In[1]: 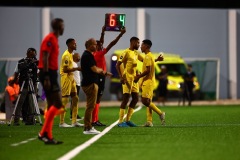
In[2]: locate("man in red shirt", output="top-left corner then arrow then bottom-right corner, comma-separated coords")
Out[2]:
92,26 -> 126,126
37,18 -> 65,145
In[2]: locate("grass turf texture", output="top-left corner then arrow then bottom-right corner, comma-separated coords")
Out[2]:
0,105 -> 240,160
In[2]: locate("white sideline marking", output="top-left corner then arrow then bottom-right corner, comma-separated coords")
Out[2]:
11,137 -> 37,146
57,105 -> 143,160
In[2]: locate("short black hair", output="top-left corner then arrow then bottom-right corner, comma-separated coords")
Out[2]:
130,36 -> 139,42
66,38 -> 75,45
51,18 -> 64,30
27,48 -> 36,53
188,64 -> 192,67
142,39 -> 152,47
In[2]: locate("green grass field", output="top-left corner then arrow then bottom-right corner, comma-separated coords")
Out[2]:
0,104 -> 240,160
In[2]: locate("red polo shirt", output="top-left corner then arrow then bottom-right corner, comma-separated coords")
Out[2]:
93,48 -> 107,71
38,32 -> 59,70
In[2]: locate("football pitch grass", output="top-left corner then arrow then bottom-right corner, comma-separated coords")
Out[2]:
0,104 -> 240,160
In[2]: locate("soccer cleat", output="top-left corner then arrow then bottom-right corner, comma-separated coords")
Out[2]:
70,115 -> 84,122
117,122 -> 129,127
126,121 -> 137,127
160,112 -> 166,125
38,133 -> 63,145
83,127 -> 101,134
91,122 -> 97,126
59,123 -> 73,127
77,115 -> 84,120
45,139 -> 63,145
143,121 -> 153,127
71,122 -> 84,127
92,121 -> 106,126
38,132 -> 49,143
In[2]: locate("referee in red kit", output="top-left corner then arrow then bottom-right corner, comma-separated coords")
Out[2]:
38,18 -> 65,145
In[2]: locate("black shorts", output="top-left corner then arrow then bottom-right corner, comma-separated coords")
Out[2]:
97,75 -> 105,96
39,69 -> 61,95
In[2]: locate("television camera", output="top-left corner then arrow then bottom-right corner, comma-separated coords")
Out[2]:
17,57 -> 39,84
8,57 -> 42,126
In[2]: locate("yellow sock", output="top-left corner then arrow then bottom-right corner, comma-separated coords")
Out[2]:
118,108 -> 125,123
149,102 -> 163,115
126,107 -> 134,122
146,107 -> 153,122
60,97 -> 69,124
71,95 -> 79,124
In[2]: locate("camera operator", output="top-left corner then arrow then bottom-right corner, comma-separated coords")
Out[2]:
13,48 -> 39,125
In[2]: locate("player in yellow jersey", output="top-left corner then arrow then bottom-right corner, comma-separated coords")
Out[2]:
134,39 -> 165,127
116,37 -> 144,127
59,38 -> 83,127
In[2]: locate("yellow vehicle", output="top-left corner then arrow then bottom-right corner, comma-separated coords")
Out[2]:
110,49 -> 200,101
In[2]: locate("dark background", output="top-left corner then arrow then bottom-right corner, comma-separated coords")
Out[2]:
0,0 -> 239,8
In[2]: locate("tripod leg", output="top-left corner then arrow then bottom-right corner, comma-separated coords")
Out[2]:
29,79 -> 42,125
8,81 -> 25,126
9,95 -> 21,126
33,93 -> 43,125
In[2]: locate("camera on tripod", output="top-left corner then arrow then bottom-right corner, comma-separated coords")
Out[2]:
9,56 -> 42,126
18,57 -> 39,84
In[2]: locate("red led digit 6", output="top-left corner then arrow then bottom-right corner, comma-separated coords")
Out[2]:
109,14 -> 116,26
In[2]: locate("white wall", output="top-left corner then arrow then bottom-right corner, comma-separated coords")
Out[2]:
0,7 -> 238,99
